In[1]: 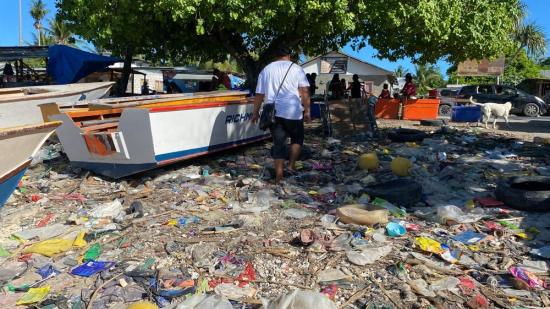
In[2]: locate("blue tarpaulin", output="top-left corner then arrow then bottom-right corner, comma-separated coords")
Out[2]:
47,45 -> 121,84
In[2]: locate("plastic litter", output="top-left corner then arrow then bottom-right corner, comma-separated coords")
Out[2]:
453,230 -> 486,244
16,286 -> 51,305
386,222 -> 406,237
71,261 -> 116,277
335,205 -> 389,226
509,266 -> 548,289
346,245 -> 392,266
263,289 -> 338,309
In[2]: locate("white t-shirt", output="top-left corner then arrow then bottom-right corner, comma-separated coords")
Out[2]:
255,60 -> 310,120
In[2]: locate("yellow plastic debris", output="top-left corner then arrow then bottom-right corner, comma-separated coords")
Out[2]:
308,190 -> 318,195
23,238 -> 74,257
127,301 -> 159,309
382,148 -> 390,155
358,153 -> 379,171
72,231 -> 87,248
391,157 -> 412,176
465,199 -> 475,209
415,237 -> 445,254
16,286 -> 50,305
166,219 -> 178,226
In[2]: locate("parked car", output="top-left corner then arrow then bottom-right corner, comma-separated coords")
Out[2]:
430,88 -> 459,116
456,84 -> 547,117
517,79 -> 550,113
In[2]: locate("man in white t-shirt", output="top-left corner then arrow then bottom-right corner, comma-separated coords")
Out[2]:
251,46 -> 311,183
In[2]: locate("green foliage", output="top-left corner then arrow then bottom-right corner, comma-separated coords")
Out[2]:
414,64 -> 445,95
31,0 -> 49,45
57,0 -> 524,88
394,65 -> 407,78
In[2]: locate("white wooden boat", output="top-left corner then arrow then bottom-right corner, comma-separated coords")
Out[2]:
40,91 -> 270,178
0,121 -> 61,208
0,81 -> 115,127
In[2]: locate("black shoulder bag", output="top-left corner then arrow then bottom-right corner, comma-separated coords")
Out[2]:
259,63 -> 293,131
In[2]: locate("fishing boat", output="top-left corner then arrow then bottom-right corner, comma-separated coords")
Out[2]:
0,121 -> 61,208
40,91 -> 270,178
0,81 -> 115,127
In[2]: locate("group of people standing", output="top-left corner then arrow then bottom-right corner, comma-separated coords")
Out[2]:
252,46 -> 417,184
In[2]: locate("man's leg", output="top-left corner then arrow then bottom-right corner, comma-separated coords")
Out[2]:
271,119 -> 287,184
286,118 -> 304,171
288,143 -> 302,171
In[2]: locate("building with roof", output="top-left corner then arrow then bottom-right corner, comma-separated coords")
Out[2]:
300,51 -> 394,96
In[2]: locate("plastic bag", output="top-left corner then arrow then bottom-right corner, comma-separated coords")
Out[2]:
509,266 -> 547,289
90,199 -> 124,220
386,222 -> 406,237
84,243 -> 101,261
346,245 -> 392,266
415,237 -> 446,255
372,198 -> 406,218
23,238 -> 74,257
437,205 -> 485,224
16,286 -> 51,305
71,261 -> 116,277
263,289 -> 338,309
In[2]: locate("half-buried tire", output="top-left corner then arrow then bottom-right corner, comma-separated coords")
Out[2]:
388,128 -> 428,143
495,176 -> 550,211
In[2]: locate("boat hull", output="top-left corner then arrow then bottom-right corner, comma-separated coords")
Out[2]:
0,82 -> 114,127
49,95 -> 269,178
0,122 -> 60,208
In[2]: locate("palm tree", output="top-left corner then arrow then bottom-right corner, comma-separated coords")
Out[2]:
45,18 -> 76,45
414,64 -> 445,96
508,22 -> 547,65
394,65 -> 406,77
30,0 -> 48,46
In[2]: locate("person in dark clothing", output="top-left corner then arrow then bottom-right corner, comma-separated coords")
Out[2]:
329,73 -> 343,98
379,83 -> 391,99
348,74 -> 362,99
309,73 -> 317,96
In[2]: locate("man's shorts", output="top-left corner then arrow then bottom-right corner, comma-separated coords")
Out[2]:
271,117 -> 304,159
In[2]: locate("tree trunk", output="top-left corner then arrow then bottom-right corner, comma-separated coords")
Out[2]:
233,54 -> 260,93
117,46 -> 133,96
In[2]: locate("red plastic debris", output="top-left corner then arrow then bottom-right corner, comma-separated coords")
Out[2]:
474,197 -> 505,208
18,253 -> 32,262
484,221 -> 502,232
467,293 -> 489,309
320,284 -> 338,300
31,194 -> 41,202
36,213 -> 55,227
236,262 -> 256,287
459,276 -> 476,296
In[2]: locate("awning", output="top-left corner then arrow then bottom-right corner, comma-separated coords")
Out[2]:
47,45 -> 121,84
0,46 -> 49,61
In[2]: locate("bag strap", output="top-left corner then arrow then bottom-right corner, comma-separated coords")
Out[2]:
272,62 -> 294,105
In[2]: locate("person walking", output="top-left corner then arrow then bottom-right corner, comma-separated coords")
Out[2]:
251,46 -> 311,184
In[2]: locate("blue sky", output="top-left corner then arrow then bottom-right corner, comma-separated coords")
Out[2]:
1,0 -> 549,78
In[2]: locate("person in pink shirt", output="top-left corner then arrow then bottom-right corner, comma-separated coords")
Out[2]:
400,73 -> 417,99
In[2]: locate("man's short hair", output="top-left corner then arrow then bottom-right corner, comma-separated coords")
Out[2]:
275,45 -> 292,57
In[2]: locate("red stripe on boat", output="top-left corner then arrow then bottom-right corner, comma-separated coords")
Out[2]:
149,101 -> 248,113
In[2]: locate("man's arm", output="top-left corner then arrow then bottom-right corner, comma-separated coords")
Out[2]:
251,93 -> 264,124
299,86 -> 311,122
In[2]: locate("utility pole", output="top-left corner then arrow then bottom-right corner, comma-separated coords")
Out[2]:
18,0 -> 22,46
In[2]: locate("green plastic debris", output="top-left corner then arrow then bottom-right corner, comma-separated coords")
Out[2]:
83,243 -> 101,261
372,197 -> 406,218
140,257 -> 156,270
0,245 -> 10,257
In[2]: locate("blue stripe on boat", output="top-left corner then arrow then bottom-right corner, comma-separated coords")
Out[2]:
155,135 -> 270,162
0,167 -> 28,208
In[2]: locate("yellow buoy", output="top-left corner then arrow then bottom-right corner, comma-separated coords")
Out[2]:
391,157 -> 412,176
127,301 -> 158,309
358,153 -> 379,171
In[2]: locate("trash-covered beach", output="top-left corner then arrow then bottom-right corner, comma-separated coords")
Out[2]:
2,122 -> 550,308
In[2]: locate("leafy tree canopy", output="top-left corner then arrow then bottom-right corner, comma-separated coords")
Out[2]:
57,0 -> 524,88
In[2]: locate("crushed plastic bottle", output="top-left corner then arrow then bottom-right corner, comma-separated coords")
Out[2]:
372,197 -> 406,218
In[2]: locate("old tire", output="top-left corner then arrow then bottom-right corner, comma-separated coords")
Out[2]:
495,176 -> 550,211
523,103 -> 540,117
388,128 -> 428,143
420,119 -> 446,127
363,179 -> 423,207
438,104 -> 452,117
